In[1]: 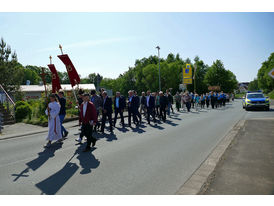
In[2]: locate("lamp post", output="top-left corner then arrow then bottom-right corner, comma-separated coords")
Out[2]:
156,46 -> 161,92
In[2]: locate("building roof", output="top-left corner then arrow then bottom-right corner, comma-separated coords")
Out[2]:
20,84 -> 96,92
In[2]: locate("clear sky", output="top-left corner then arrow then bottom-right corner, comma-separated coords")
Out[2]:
0,12 -> 273,82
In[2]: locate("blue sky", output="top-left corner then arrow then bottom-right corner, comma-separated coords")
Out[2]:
0,12 -> 273,82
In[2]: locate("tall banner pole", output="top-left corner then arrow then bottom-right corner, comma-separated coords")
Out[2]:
41,67 -> 50,119
58,44 -> 78,102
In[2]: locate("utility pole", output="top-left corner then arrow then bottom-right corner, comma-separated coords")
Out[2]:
156,46 -> 161,92
194,63 -> 197,93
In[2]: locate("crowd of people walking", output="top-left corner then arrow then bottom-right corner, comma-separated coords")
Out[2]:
44,88 -> 233,152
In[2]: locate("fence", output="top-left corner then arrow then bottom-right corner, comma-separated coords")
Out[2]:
0,84 -> 16,122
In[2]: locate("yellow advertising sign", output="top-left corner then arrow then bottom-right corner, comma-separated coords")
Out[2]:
183,64 -> 192,79
183,78 -> 192,84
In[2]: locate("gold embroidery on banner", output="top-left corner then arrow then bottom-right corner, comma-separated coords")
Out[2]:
66,65 -> 73,72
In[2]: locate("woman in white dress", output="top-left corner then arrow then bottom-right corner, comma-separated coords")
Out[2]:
45,94 -> 63,148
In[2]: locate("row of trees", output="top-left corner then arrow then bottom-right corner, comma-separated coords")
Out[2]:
1,37 -> 238,99
100,54 -> 238,96
248,52 -> 274,93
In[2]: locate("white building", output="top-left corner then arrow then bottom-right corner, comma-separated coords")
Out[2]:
20,84 -> 96,100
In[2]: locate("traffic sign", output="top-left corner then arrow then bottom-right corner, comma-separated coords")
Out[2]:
183,64 -> 192,79
183,78 -> 192,84
268,68 -> 274,79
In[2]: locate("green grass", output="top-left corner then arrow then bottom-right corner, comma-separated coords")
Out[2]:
266,90 -> 274,99
235,93 -> 246,99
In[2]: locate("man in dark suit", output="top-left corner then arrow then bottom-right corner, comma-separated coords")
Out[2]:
113,91 -> 126,127
128,90 -> 139,127
145,90 -> 156,124
79,93 -> 98,152
133,90 -> 142,123
101,91 -> 113,134
159,91 -> 168,122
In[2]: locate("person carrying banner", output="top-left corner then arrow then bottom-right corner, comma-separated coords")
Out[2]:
55,91 -> 69,139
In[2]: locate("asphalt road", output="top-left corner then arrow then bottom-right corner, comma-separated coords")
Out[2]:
0,100 -> 273,195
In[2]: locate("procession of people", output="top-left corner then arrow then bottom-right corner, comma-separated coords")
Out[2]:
44,87 -> 232,152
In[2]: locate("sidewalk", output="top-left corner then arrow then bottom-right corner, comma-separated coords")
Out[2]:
0,120 -> 79,140
202,118 -> 274,195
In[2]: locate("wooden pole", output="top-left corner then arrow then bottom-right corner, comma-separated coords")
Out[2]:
41,67 -> 50,118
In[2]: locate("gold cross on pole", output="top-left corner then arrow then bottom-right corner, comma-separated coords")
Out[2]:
59,44 -> 64,55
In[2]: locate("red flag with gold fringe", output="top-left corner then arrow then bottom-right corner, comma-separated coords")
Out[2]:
57,54 -> 80,87
47,64 -> 62,93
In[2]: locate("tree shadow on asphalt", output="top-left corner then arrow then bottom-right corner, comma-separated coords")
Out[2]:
12,142 -> 63,182
35,146 -> 100,195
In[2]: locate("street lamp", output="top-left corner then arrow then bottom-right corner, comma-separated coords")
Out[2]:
156,46 -> 161,92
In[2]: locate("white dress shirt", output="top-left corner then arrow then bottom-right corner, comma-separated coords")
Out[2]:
146,95 -> 150,107
83,102 -> 88,117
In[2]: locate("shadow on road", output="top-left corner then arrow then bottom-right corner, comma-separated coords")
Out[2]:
35,146 -> 100,195
12,142 -> 63,182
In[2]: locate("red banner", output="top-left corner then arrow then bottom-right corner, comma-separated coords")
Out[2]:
47,64 -> 62,93
57,54 -> 80,87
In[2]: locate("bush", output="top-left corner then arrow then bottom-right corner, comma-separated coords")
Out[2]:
267,90 -> 274,100
15,104 -> 32,122
66,107 -> 79,117
15,100 -> 28,108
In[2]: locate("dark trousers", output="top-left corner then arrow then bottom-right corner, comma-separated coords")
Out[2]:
201,100 -> 205,108
176,102 -> 181,111
114,108 -> 124,126
171,104 -> 174,113
223,99 -> 226,106
160,106 -> 166,122
211,100 -> 215,109
191,99 -> 195,108
186,102 -> 191,112
218,99 -> 222,107
80,123 -> 95,148
155,105 -> 160,116
94,110 -> 101,132
135,108 -> 142,122
147,107 -> 156,124
101,112 -> 113,132
128,107 -> 138,126
206,100 -> 210,108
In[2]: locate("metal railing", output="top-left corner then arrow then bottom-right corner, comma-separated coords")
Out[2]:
0,84 -> 16,121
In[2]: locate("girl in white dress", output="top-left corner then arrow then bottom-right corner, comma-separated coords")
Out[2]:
45,94 -> 62,148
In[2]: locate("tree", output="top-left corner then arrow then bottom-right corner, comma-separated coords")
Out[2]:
248,79 -> 259,91
257,52 -> 274,93
166,53 -> 175,63
22,67 -> 41,85
0,37 -> 24,94
204,60 -> 238,93
88,73 -> 103,88
187,57 -> 209,94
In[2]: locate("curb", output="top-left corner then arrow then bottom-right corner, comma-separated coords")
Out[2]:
176,119 -> 245,195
